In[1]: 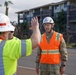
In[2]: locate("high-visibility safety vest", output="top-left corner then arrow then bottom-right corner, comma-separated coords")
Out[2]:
12,36 -> 18,40
40,31 -> 63,64
0,39 -> 32,75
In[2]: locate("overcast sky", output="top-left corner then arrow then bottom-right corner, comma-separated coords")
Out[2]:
0,0 -> 62,22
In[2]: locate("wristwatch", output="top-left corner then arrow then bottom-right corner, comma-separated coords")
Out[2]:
61,64 -> 65,67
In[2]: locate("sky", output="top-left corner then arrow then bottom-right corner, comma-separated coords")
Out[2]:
0,0 -> 62,23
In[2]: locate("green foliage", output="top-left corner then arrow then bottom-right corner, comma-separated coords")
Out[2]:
4,1 -> 13,7
16,22 -> 30,39
67,43 -> 76,48
20,22 -> 29,32
54,10 -> 67,33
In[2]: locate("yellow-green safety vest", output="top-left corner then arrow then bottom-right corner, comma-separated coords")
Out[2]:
0,38 -> 32,75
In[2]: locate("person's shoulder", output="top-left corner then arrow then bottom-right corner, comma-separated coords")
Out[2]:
41,33 -> 45,37
55,31 -> 61,34
25,39 -> 32,42
13,36 -> 18,39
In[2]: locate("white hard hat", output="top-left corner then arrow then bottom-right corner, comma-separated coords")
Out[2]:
43,17 -> 54,24
0,13 -> 15,32
10,25 -> 15,31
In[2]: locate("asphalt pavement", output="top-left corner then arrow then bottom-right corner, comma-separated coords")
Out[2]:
17,48 -> 76,75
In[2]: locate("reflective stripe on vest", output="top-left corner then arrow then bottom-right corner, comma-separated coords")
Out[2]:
13,73 -> 16,75
56,33 -> 60,41
41,50 -> 59,54
21,40 -> 26,57
0,41 -> 6,75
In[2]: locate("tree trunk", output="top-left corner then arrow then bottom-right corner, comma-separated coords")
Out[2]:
5,6 -> 9,16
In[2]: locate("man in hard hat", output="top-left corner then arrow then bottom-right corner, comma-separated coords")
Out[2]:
35,17 -> 68,75
8,25 -> 18,40
0,13 -> 41,75
8,31 -> 17,40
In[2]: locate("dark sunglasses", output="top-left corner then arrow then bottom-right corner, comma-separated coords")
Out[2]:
10,31 -> 14,33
